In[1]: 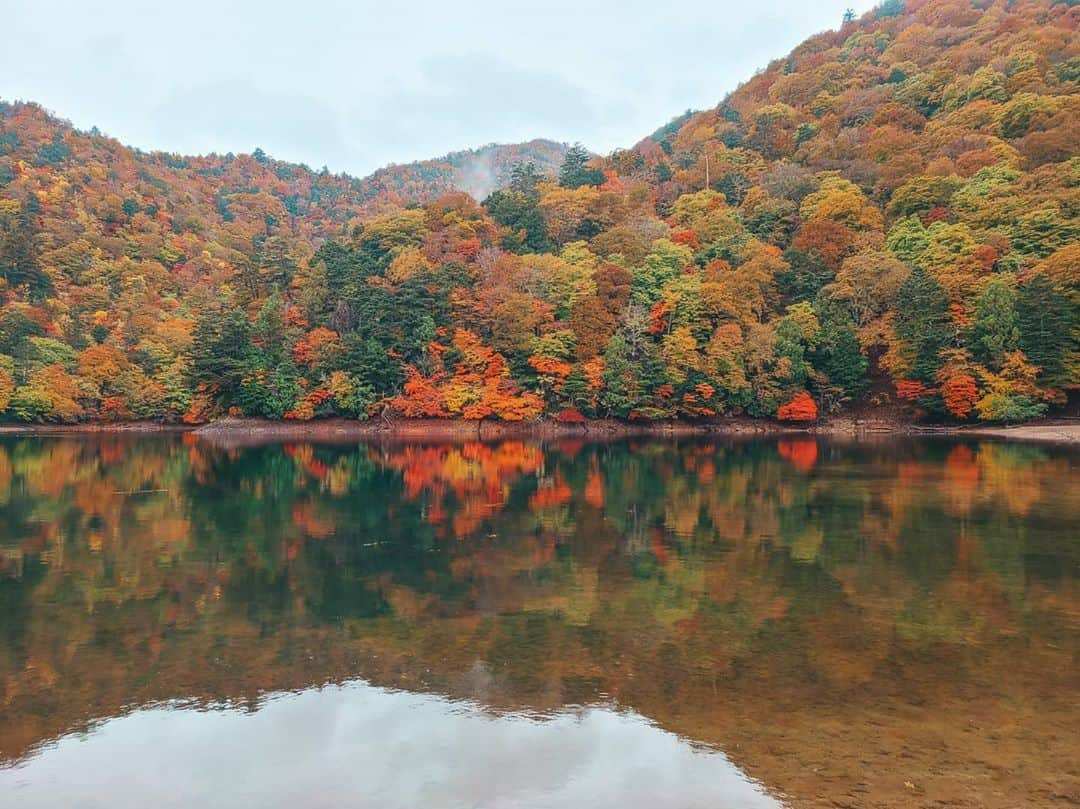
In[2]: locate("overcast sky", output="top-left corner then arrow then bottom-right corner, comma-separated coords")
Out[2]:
3,0 -> 877,176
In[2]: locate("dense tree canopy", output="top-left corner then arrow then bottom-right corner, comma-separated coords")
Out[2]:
0,0 -> 1076,424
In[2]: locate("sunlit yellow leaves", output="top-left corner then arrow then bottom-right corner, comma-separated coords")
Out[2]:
386,247 -> 433,284
0,355 -> 14,414
799,176 -> 883,232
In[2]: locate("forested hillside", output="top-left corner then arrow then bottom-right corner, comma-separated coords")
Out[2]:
0,0 -> 1077,425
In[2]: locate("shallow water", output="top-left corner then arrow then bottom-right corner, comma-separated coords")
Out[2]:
0,435 -> 1076,807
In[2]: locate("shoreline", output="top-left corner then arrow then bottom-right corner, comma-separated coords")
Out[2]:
0,416 -> 1077,445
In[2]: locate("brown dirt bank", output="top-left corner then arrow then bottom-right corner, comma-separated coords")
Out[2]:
0,416 -> 1078,446
194,416 -> 779,441
959,422 -> 1080,445
193,415 -> 1080,447
0,421 -> 192,435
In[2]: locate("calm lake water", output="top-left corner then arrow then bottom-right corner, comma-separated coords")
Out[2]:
0,434 -> 1076,808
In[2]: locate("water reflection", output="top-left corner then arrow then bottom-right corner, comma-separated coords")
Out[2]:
0,435 -> 1076,808
1,682 -> 779,809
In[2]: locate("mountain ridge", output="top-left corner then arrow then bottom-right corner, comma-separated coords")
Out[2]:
0,100 -> 570,209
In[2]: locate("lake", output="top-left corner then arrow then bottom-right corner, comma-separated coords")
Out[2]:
0,434 -> 1076,808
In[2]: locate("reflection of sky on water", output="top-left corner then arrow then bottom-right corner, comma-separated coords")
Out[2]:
0,681 -> 781,809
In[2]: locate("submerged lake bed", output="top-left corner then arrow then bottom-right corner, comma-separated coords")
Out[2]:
0,435 -> 1076,808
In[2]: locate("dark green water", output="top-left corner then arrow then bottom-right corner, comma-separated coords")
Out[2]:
0,435 -> 1076,808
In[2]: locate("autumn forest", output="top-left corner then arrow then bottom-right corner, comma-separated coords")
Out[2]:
0,0 -> 1078,425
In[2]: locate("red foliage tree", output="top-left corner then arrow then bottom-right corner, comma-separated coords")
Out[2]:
939,374 -> 979,420
777,392 -> 818,422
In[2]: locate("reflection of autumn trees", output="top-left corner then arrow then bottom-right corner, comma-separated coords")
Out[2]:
377,442 -> 545,538
0,436 -> 1077,807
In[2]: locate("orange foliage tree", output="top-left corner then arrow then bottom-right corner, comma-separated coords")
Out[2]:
777,392 -> 818,422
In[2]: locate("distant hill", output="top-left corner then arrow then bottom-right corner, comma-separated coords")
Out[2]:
0,101 -> 566,237
356,140 -> 570,205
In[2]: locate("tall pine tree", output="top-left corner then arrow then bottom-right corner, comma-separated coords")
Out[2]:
558,144 -> 604,189
1018,273 -> 1074,391
895,267 -> 951,385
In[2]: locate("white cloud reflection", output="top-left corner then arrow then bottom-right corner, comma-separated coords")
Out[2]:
0,680 -> 782,809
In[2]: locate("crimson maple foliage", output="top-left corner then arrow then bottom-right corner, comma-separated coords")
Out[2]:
777,393 -> 818,422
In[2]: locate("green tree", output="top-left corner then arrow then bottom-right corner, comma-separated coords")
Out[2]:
558,144 -> 604,190
895,267 -> 951,385
877,0 -> 903,19
632,240 -> 693,307
484,164 -> 553,254
339,333 -> 403,399
191,303 -> 253,406
775,306 -> 818,392
885,216 -> 930,265
601,327 -> 668,419
813,297 -> 868,399
1017,273 -> 1074,391
0,201 -> 52,303
601,334 -> 637,418
971,277 -> 1019,371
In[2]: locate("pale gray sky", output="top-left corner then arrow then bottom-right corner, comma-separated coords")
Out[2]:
3,0 -> 877,176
